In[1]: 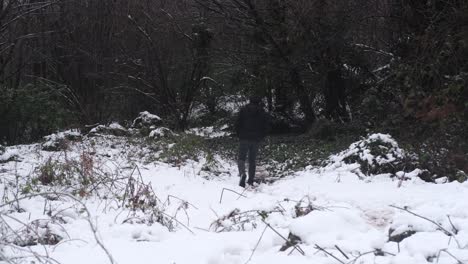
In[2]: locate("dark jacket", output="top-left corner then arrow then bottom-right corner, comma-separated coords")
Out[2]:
235,103 -> 269,141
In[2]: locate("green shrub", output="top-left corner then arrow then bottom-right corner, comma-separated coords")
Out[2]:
156,133 -> 207,164
0,84 -> 77,144
456,171 -> 467,183
37,158 -> 60,185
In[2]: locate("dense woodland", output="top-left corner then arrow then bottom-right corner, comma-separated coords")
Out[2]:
0,0 -> 467,171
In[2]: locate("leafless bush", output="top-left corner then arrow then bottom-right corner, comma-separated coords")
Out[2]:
118,166 -> 195,233
0,192 -> 116,264
120,167 -> 169,227
34,152 -> 97,193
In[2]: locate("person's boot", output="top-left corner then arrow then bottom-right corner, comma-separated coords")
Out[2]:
239,174 -> 247,187
247,178 -> 254,186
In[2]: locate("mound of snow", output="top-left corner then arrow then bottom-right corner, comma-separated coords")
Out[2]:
42,130 -> 82,151
290,209 -> 386,252
108,122 -> 126,130
326,133 -> 420,178
0,148 -> 19,163
149,127 -> 176,139
88,122 -> 129,137
132,111 -> 162,129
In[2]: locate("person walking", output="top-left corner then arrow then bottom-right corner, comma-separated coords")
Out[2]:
235,96 -> 269,187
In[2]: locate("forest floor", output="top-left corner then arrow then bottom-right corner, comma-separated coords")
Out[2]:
1,130 -> 468,264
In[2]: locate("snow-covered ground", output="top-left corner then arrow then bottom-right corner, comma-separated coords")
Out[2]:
1,134 -> 468,264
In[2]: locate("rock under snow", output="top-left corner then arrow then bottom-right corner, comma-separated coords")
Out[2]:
132,111 -> 162,129
41,130 -> 82,151
0,148 -> 19,163
149,127 -> 176,139
88,122 -> 129,137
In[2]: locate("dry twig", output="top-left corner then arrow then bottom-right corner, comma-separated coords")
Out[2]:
245,224 -> 269,264
219,188 -> 247,204
314,244 -> 345,264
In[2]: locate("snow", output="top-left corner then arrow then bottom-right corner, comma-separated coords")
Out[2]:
132,111 -> 161,128
89,123 -> 126,134
42,130 -> 82,149
0,149 -> 18,162
149,127 -> 175,138
43,130 -> 81,141
323,133 -> 419,179
218,95 -> 248,114
108,122 -> 126,130
89,125 -> 106,134
290,209 -> 387,251
187,125 -> 229,138
139,111 -> 161,121
1,134 -> 468,264
329,133 -> 403,165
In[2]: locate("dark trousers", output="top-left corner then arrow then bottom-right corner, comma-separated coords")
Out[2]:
238,140 -> 259,183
